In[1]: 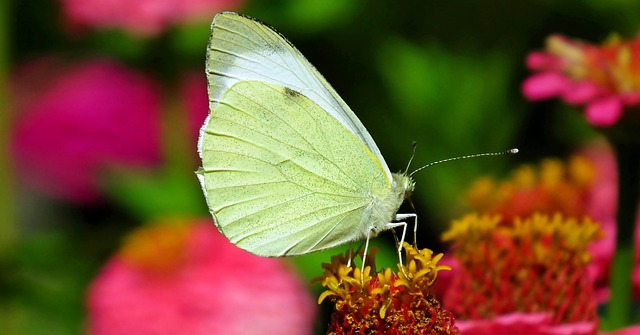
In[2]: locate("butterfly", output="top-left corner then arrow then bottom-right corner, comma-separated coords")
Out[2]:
197,12 -> 417,261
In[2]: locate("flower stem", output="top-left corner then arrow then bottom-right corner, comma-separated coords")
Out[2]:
607,141 -> 640,329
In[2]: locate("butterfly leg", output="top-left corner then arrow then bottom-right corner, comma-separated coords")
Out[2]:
361,214 -> 416,284
392,213 -> 417,275
346,242 -> 365,268
394,213 -> 417,247
361,227 -> 374,285
384,221 -> 409,264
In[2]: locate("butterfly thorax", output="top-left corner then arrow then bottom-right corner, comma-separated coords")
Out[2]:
367,173 -> 414,236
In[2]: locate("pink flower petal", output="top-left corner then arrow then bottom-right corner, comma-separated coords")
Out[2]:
456,313 -> 552,335
561,81 -> 603,105
605,325 -> 640,335
522,72 -> 571,101
541,321 -> 598,335
456,313 -> 597,335
526,52 -> 564,71
621,91 -> 640,105
584,96 -> 623,126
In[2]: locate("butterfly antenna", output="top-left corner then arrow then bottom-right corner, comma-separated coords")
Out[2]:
409,148 -> 519,177
404,141 -> 418,174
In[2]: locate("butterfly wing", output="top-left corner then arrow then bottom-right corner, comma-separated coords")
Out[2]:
201,12 -> 391,181
198,80 -> 391,256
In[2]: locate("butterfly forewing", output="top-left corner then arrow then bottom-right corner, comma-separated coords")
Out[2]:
203,12 -> 391,180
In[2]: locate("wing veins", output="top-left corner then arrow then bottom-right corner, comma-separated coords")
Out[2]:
242,200 -> 367,253
204,128 -> 360,195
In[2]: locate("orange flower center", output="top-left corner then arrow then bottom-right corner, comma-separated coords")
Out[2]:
119,221 -> 191,275
465,155 -> 595,222
548,34 -> 640,94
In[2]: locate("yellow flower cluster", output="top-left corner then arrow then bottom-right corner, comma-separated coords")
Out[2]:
315,244 -> 458,335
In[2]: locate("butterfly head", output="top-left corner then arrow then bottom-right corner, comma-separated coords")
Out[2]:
393,173 -> 415,200
402,174 -> 415,199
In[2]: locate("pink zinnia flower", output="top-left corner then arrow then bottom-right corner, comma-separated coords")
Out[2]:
459,148 -> 640,302
442,214 -> 602,329
59,0 -> 244,36
87,219 -> 316,335
11,57 -> 162,203
523,34 -> 640,127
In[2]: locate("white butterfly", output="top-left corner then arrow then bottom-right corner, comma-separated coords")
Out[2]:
197,12 -> 416,262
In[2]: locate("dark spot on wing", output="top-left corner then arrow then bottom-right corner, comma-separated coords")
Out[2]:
283,87 -> 302,99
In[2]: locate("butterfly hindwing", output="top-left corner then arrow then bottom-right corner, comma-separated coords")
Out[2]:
198,80 -> 391,256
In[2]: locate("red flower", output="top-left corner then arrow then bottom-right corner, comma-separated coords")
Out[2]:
523,34 -> 640,126
11,57 -> 161,203
87,219 -> 316,335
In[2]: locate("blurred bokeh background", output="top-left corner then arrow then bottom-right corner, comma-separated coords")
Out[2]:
2,0 -> 640,334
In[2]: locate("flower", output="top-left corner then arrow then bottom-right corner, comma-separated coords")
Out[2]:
10,57 -> 161,203
442,214 -> 602,329
87,218 -> 316,335
59,0 -> 244,36
459,150 -> 640,302
522,34 -> 640,127
315,244 -> 459,334
464,155 -> 596,222
444,156 -> 606,332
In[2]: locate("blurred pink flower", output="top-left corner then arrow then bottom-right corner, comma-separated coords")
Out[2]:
11,57 -> 162,203
179,72 -> 208,143
87,219 -> 316,335
522,34 -> 640,127
607,326 -> 640,335
59,0 -> 244,36
456,313 -> 596,335
578,143 -> 640,301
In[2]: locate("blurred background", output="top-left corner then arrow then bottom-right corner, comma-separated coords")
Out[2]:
2,0 -> 640,334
